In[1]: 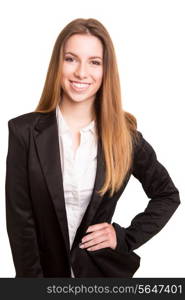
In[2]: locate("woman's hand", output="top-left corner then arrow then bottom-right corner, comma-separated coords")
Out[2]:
79,222 -> 117,251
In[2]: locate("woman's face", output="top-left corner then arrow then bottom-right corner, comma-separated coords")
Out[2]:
60,34 -> 103,104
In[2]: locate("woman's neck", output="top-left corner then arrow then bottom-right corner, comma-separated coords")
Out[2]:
59,98 -> 96,131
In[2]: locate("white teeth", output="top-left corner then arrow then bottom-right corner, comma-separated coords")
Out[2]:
71,81 -> 90,88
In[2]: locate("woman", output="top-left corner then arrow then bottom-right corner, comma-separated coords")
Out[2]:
5,18 -> 180,278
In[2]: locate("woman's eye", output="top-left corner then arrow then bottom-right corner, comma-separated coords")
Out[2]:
64,57 -> 74,62
91,60 -> 101,65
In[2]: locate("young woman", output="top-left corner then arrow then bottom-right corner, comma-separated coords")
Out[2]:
5,18 -> 180,278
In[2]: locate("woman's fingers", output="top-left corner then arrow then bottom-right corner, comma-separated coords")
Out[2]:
80,222 -> 117,251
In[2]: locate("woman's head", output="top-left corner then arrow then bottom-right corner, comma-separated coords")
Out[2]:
61,33 -> 103,107
35,18 -> 138,197
35,18 -> 121,112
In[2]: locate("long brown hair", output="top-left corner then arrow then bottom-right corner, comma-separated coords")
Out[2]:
34,18 -> 140,197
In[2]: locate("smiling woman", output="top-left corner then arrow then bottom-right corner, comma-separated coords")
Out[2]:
5,18 -> 180,278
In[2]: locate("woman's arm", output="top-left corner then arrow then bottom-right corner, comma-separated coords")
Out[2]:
112,131 -> 180,253
5,120 -> 44,277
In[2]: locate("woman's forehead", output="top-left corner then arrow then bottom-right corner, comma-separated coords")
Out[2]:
64,34 -> 103,56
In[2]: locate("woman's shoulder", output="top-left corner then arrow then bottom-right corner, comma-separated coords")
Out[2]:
7,111 -> 44,142
124,110 -> 143,148
7,109 -> 56,142
8,111 -> 42,130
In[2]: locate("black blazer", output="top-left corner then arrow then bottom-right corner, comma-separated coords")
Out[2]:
5,109 -> 180,278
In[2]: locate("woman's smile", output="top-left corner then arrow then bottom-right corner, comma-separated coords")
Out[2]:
69,80 -> 91,93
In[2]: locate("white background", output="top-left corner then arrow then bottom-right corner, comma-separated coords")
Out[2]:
0,0 -> 184,277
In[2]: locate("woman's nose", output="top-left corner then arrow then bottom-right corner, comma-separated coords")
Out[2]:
74,63 -> 88,79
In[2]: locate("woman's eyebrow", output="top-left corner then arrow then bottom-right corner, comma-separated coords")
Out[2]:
64,51 -> 102,60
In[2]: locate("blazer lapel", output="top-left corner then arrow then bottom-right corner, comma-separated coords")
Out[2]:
33,108 -> 105,254
33,109 -> 70,255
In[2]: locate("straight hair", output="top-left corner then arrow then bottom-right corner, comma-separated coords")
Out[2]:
34,18 -> 140,197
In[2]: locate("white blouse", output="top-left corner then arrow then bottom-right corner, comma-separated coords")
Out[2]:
56,104 -> 98,277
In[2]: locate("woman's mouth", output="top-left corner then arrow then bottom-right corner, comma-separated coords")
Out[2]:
69,80 -> 91,92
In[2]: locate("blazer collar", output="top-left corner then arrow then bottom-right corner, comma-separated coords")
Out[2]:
33,108 -> 105,255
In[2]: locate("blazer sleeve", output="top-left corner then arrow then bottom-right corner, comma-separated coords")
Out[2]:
5,119 -> 44,277
112,130 -> 180,253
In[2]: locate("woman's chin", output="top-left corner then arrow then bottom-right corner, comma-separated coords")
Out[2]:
64,92 -> 95,103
